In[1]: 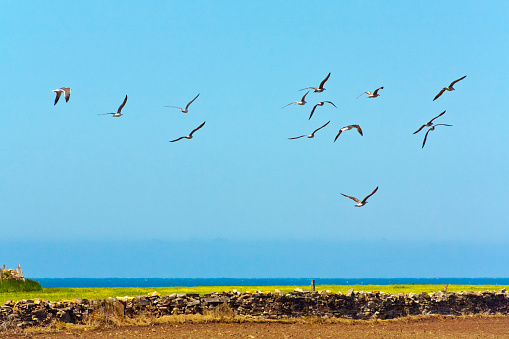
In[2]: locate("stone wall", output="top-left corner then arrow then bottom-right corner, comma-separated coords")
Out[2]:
0,265 -> 24,282
1,289 -> 509,328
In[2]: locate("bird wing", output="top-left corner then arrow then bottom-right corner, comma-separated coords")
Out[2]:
117,95 -> 128,113
319,72 -> 331,89
169,136 -> 186,143
53,91 -> 62,105
63,88 -> 71,102
281,102 -> 295,109
353,125 -> 363,136
422,129 -> 432,148
434,124 -> 453,127
166,106 -> 183,110
312,120 -> 330,135
356,92 -> 367,99
413,125 -> 426,134
429,110 -> 446,123
334,129 -> 344,142
433,88 -> 446,101
362,186 -> 379,203
324,101 -> 337,108
299,87 -> 317,91
301,90 -> 310,101
449,75 -> 466,87
373,87 -> 383,95
309,104 -> 319,120
185,93 -> 200,109
189,121 -> 206,136
341,193 -> 361,203
288,135 -> 306,140
98,113 -> 115,115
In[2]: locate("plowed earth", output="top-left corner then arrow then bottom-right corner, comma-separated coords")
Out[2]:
3,316 -> 509,338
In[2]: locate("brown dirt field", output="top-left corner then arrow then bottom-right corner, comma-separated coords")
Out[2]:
3,316 -> 509,339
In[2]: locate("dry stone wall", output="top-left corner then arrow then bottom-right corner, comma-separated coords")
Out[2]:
1,289 -> 509,328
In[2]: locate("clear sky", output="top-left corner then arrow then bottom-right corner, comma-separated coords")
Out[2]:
1,1 -> 508,278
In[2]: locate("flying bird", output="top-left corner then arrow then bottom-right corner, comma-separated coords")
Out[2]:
170,121 -> 206,142
282,91 -> 309,108
300,72 -> 331,93
98,95 -> 128,117
421,124 -> 453,148
413,111 -> 446,134
433,76 -> 467,101
308,101 -> 337,120
288,121 -> 330,140
334,125 -> 363,142
165,93 -> 200,113
341,186 -> 379,207
52,87 -> 71,105
356,87 -> 384,99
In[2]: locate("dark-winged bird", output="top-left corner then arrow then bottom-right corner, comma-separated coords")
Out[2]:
341,186 -> 379,207
170,121 -> 206,142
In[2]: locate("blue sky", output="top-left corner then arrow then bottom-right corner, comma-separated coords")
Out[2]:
1,1 -> 508,278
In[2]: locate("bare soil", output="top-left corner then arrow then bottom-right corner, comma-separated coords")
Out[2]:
3,316 -> 509,338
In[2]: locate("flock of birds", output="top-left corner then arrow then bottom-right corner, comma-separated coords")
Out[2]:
51,73 -> 466,207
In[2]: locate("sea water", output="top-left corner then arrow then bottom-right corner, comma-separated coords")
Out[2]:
34,278 -> 509,288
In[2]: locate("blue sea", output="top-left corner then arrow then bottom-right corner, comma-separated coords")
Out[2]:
34,278 -> 509,288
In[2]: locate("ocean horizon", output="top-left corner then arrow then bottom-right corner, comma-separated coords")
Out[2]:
33,278 -> 509,288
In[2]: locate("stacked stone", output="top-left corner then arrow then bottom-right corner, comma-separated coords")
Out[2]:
0,298 -> 94,328
1,289 -> 509,328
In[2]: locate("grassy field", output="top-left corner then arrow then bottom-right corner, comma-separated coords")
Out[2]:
1,284 -> 508,304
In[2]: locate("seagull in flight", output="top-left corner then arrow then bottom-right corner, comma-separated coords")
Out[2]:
98,95 -> 128,117
309,101 -> 337,120
356,87 -> 384,99
300,72 -> 331,93
288,121 -> 330,140
341,186 -> 379,207
165,93 -> 200,113
334,125 -> 363,142
433,76 -> 466,101
422,124 -> 452,148
170,121 -> 206,142
413,111 -> 446,134
282,91 -> 309,108
52,87 -> 71,105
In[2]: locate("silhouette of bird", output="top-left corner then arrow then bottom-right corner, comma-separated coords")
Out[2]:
356,87 -> 383,99
282,91 -> 309,108
288,121 -> 330,140
433,76 -> 466,101
308,101 -> 337,120
422,124 -> 453,148
165,93 -> 200,113
98,95 -> 128,117
300,72 -> 331,93
341,186 -> 379,207
52,87 -> 71,105
170,121 -> 206,142
334,125 -> 363,142
413,111 -> 446,134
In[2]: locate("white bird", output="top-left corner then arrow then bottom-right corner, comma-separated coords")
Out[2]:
356,87 -> 384,99
98,95 -> 128,117
170,121 -> 206,142
282,91 -> 309,108
433,76 -> 466,101
52,87 -> 71,105
165,93 -> 200,113
288,121 -> 330,140
309,101 -> 337,120
299,72 -> 331,93
422,124 -> 452,148
413,111 -> 446,134
341,186 -> 379,207
334,125 -> 363,142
